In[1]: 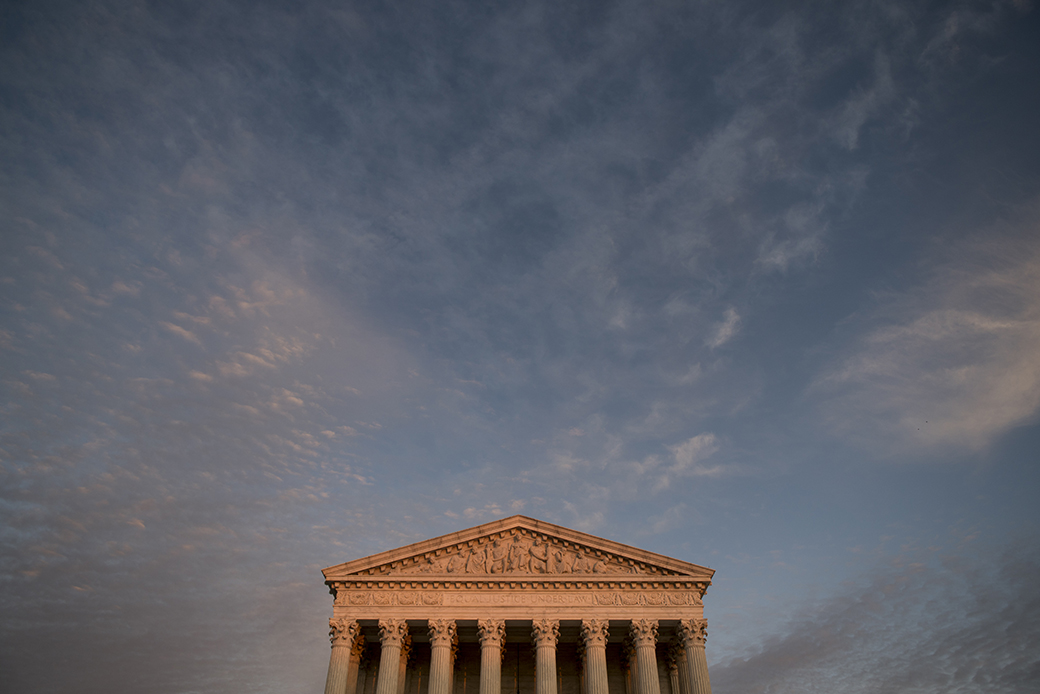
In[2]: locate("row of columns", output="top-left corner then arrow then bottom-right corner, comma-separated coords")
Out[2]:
325,618 -> 711,694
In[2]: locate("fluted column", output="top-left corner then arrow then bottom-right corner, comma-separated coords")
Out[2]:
580,619 -> 609,694
429,620 -> 458,694
532,619 -> 560,694
677,619 -> 711,694
630,620 -> 661,694
622,635 -> 638,694
376,619 -> 409,694
356,652 -> 371,694
326,618 -> 362,694
478,619 -> 506,694
348,627 -> 368,694
396,634 -> 412,694
671,643 -> 690,694
665,645 -> 680,694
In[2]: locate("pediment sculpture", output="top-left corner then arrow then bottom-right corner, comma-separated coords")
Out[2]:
355,530 -> 679,577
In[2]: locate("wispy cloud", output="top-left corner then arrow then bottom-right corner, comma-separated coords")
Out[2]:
668,433 -> 723,476
712,537 -> 1040,694
707,309 -> 741,349
160,321 -> 201,345
811,210 -> 1040,453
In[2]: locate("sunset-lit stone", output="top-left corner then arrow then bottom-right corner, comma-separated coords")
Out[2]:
322,516 -> 715,694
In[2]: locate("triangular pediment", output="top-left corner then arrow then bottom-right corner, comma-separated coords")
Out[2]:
322,515 -> 714,581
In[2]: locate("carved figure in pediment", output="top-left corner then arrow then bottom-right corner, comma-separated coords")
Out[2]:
489,539 -> 508,573
507,535 -> 530,572
529,540 -> 550,573
360,532 -> 671,576
445,551 -> 462,573
465,545 -> 488,573
571,550 -> 590,573
416,555 -> 441,573
550,547 -> 569,574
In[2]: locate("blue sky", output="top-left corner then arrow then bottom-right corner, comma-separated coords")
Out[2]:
2,1 -> 1039,692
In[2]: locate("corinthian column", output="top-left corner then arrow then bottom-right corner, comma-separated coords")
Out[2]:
428,620 -> 458,694
376,619 -> 409,694
531,619 -> 560,694
629,620 -> 661,694
623,635 -> 638,694
478,619 -> 506,694
670,643 -> 690,694
677,619 -> 711,694
580,619 -> 609,694
397,633 -> 412,694
326,618 -> 362,694
664,645 -> 681,694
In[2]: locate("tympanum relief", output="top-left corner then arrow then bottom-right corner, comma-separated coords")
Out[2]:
353,530 -> 679,577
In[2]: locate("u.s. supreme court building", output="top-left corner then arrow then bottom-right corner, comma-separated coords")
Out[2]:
321,516 -> 714,694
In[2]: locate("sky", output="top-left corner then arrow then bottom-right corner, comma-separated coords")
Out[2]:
1,0 -> 1039,692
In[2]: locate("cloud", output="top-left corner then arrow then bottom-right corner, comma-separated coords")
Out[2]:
532,425 -> 729,506
832,51 -> 895,150
711,537 -> 1040,694
159,321 -> 201,345
668,433 -> 722,474
706,309 -> 741,349
919,0 -> 1027,68
811,213 -> 1040,453
652,433 -> 730,491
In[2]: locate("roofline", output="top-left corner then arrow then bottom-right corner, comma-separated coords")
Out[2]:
322,515 -> 715,580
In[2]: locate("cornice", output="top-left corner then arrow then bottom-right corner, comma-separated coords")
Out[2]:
327,578 -> 710,590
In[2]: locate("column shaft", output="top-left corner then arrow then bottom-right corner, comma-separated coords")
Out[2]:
375,644 -> 401,694
630,620 -> 661,694
346,633 -> 366,694
532,619 -> 560,694
478,620 -> 506,694
327,619 -> 361,694
376,620 -> 409,694
356,663 -> 369,694
429,620 -> 458,694
623,638 -> 639,694
326,645 -> 353,694
675,648 -> 691,694
686,648 -> 710,694
396,635 -> 412,694
580,620 -> 609,694
678,619 -> 712,694
666,647 -> 680,694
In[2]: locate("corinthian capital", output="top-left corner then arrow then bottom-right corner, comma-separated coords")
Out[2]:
329,618 -> 361,646
478,619 -> 507,648
400,633 -> 413,660
629,619 -> 658,648
580,619 -> 609,648
428,619 -> 458,647
666,642 -> 684,672
663,642 -> 684,673
531,619 -> 560,648
677,618 -> 708,647
378,619 -> 410,647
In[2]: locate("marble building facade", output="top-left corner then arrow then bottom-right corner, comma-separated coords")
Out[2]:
321,516 -> 714,694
